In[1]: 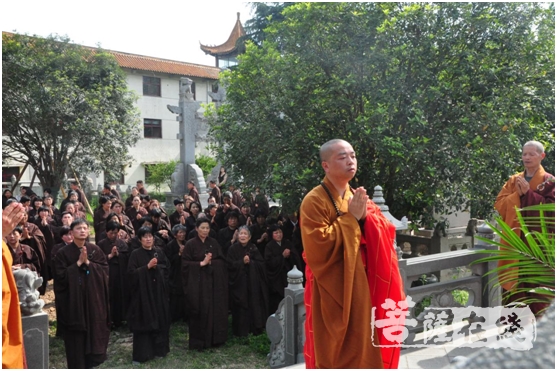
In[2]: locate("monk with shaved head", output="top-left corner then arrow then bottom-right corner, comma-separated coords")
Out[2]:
300,139 -> 404,369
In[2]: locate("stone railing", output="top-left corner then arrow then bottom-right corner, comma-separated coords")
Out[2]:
398,234 -> 501,341
266,224 -> 501,368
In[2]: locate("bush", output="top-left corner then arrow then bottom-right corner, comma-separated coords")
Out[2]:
146,161 -> 177,193
195,154 -> 217,178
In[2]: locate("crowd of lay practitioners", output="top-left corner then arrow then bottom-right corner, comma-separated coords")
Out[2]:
2,177 -> 304,367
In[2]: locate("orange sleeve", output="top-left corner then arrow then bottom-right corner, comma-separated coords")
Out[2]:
2,241 -> 25,369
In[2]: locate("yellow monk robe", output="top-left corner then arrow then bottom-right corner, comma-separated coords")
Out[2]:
2,241 -> 25,369
495,167 -> 555,290
300,177 -> 383,369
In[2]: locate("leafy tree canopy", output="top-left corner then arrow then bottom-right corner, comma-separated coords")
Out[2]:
208,2 -> 554,224
2,33 -> 141,202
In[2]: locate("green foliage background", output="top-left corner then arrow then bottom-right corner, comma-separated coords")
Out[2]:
146,160 -> 178,193
209,2 -> 555,224
195,154 -> 218,178
2,33 -> 141,202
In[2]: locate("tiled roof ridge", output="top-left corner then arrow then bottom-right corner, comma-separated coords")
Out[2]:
2,31 -> 221,79
107,49 -> 220,71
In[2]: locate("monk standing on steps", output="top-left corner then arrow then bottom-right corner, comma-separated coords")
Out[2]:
300,139 -> 405,369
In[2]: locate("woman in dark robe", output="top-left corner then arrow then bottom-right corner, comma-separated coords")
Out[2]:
6,226 -> 40,272
182,217 -> 229,350
184,201 -> 201,238
264,224 -> 303,315
126,195 -> 148,233
227,225 -> 269,337
93,196 -> 112,243
33,206 -> 56,280
96,213 -> 132,245
110,199 -> 135,238
98,221 -> 131,328
249,210 -> 269,256
127,227 -> 170,364
27,196 -> 43,220
18,212 -> 48,294
125,186 -> 140,209
164,224 -> 188,323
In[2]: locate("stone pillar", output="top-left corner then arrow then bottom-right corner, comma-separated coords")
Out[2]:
13,269 -> 48,369
266,265 -> 306,368
166,77 -> 207,208
22,313 -> 49,369
473,222 -> 501,308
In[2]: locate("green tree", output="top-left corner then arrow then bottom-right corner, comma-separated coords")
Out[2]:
146,161 -> 178,193
2,33 -> 141,202
208,2 -> 554,221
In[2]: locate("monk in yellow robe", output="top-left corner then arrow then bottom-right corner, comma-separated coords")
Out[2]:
2,201 -> 27,368
300,139 -> 404,369
495,140 -> 555,315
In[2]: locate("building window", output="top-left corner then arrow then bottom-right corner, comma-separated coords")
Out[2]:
144,119 -> 162,138
143,76 -> 161,96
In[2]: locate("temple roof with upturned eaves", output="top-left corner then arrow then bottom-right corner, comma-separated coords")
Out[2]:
200,12 -> 246,57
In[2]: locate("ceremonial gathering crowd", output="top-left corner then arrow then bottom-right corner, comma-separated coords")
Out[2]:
2,139 -> 553,370
2,169 -> 305,368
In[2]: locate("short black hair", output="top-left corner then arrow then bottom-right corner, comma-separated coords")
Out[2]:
225,210 -> 240,222
20,195 -> 31,203
137,226 -> 153,239
267,224 -> 282,234
59,225 -> 72,237
196,217 -> 211,228
105,221 -> 121,232
70,218 -> 88,230
149,208 -> 162,217
38,206 -> 49,213
12,225 -> 23,235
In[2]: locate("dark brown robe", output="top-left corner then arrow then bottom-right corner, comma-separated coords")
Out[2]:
93,208 -> 111,242
9,244 -> 40,272
53,242 -> 110,369
20,222 -> 48,295
182,236 -> 228,350
227,242 -> 269,337
127,247 -> 170,363
264,239 -> 302,315
98,237 -> 131,327
34,218 -> 55,280
249,223 -> 268,256
51,241 -> 70,337
189,186 -> 201,205
163,239 -> 188,322
217,227 -> 237,257
125,206 -> 148,233
169,210 -> 188,228
210,186 -> 221,204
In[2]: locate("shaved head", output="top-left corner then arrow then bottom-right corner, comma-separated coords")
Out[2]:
320,139 -> 349,162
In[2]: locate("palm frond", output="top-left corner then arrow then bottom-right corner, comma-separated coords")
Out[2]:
472,203 -> 555,308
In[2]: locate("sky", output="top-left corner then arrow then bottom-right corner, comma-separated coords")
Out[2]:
2,0 -> 254,66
